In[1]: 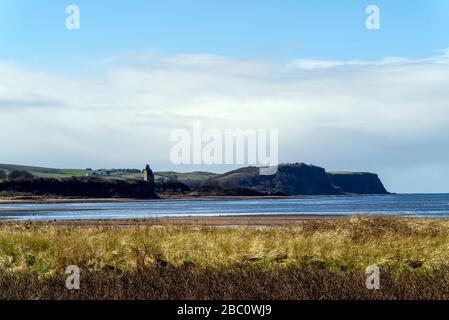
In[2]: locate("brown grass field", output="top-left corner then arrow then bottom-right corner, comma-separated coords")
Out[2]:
1,216 -> 449,300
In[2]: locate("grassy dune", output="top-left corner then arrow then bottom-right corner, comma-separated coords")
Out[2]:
1,216 -> 449,299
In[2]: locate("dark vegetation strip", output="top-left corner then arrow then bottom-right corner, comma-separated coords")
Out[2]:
1,266 -> 448,300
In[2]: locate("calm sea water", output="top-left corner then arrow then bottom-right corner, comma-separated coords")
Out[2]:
0,194 -> 449,221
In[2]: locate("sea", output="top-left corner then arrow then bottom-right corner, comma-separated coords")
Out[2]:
1,194 -> 449,221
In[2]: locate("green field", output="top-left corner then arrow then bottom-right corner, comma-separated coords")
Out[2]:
0,164 -> 89,179
0,164 -> 217,183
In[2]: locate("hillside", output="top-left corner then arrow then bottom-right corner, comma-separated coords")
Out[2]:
0,163 -> 389,197
204,164 -> 389,195
0,164 -> 88,179
204,163 -> 339,196
0,164 -> 215,183
156,171 -> 217,183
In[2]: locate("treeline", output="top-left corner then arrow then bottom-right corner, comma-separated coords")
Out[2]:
0,170 -> 157,199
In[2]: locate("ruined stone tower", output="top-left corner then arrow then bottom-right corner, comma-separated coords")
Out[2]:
143,164 -> 155,183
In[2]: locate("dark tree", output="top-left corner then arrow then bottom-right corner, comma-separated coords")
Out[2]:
7,170 -> 34,181
0,170 -> 6,180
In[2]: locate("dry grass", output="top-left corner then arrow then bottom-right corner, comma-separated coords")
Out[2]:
1,216 -> 449,299
3,266 -> 449,300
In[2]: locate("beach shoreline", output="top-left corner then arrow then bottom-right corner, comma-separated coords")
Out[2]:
1,214 -> 436,228
1,194 -> 447,226
0,195 -> 292,205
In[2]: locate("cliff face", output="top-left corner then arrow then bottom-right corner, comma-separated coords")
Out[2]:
328,172 -> 389,195
205,164 -> 389,196
209,163 -> 341,196
270,164 -> 340,195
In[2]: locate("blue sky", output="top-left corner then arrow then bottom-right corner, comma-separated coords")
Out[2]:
1,0 -> 448,66
1,1 -> 449,193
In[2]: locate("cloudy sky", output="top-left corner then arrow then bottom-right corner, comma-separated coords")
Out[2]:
1,0 -> 448,193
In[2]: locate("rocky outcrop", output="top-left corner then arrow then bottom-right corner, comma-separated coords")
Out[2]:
207,163 -> 341,196
204,164 -> 389,196
328,172 -> 389,195
270,163 -> 340,195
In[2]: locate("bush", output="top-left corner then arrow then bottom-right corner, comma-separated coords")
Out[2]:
8,170 -> 34,181
0,170 -> 6,180
156,178 -> 190,194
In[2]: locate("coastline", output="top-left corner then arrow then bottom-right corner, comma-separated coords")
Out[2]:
0,195 -> 291,205
1,195 -> 447,226
2,214 -> 440,228
0,192 -> 399,205
9,214 -> 345,227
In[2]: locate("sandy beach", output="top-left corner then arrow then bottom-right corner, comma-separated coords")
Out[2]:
1,195 -> 446,226
3,214 -> 340,227
0,196 -> 339,227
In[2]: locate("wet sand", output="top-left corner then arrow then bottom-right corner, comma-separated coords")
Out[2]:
0,196 -> 344,227
0,195 -> 289,205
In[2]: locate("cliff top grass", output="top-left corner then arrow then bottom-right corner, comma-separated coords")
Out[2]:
0,216 -> 448,275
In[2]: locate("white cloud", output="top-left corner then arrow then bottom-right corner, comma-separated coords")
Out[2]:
1,50 -> 449,192
289,50 -> 449,70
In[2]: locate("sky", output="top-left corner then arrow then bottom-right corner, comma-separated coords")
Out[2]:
1,0 -> 449,193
